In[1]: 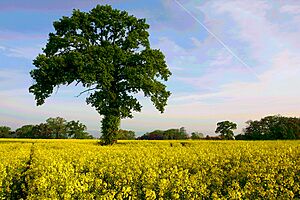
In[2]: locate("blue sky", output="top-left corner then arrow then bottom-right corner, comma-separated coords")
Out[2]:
0,0 -> 300,136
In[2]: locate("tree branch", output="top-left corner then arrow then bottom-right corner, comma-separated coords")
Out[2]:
75,87 -> 97,97
75,81 -> 80,86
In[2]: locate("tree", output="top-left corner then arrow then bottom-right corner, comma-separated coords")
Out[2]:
46,117 -> 68,139
66,120 -> 93,139
179,127 -> 187,135
29,5 -> 171,145
215,121 -> 237,140
138,128 -> 189,140
234,134 -> 246,140
243,115 -> 300,140
115,129 -> 135,140
13,118 -> 92,139
15,125 -> 35,138
0,126 -> 11,138
32,123 -> 53,139
191,132 -> 204,140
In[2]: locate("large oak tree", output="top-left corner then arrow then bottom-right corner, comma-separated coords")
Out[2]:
29,5 -> 171,144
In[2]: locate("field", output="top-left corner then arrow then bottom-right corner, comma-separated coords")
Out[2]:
0,139 -> 299,199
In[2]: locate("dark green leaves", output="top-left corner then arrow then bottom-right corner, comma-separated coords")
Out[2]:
29,5 -> 171,143
215,121 -> 237,140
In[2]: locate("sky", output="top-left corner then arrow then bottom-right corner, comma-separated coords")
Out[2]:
0,0 -> 299,137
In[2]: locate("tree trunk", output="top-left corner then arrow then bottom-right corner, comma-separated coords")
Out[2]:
101,114 -> 120,145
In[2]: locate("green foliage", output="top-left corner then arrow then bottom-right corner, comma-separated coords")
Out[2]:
14,117 -> 93,139
115,129 -> 136,140
46,117 -> 68,138
191,132 -> 204,140
243,115 -> 300,140
66,120 -> 91,139
15,125 -> 35,138
32,123 -> 53,139
29,5 -> 171,145
139,127 -> 188,140
215,121 -> 237,140
0,126 -> 11,138
234,134 -> 247,140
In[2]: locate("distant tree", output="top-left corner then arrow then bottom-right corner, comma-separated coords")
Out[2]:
32,123 -> 53,139
205,135 -> 222,140
243,115 -> 300,140
281,117 -> 300,139
15,125 -> 35,138
191,132 -> 204,140
0,126 -> 11,138
29,5 -> 171,145
215,121 -> 237,140
243,120 -> 263,140
72,131 -> 93,139
115,129 -> 135,140
234,134 -> 246,140
138,130 -> 164,140
46,117 -> 68,139
2,118 -> 92,139
66,120 -> 88,139
138,128 -> 188,140
179,127 -> 187,135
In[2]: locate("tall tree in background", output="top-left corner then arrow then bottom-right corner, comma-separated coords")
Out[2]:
115,129 -> 135,140
13,117 -> 93,139
16,125 -> 35,138
243,115 -> 300,140
215,121 -> 237,140
29,5 -> 171,145
46,117 -> 68,139
191,132 -> 204,140
67,120 -> 90,139
0,126 -> 11,138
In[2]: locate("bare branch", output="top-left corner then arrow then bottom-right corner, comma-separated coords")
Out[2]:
75,81 -> 80,86
75,87 -> 97,97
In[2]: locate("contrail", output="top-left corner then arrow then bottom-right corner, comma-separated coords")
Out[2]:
173,0 -> 259,78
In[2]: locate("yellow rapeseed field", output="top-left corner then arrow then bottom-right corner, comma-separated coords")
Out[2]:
0,139 -> 299,199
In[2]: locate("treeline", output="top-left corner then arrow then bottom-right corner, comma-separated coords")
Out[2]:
137,115 -> 300,140
114,129 -> 136,140
138,127 -> 188,140
1,115 -> 299,140
236,115 -> 300,140
137,127 -> 204,140
0,117 -> 94,139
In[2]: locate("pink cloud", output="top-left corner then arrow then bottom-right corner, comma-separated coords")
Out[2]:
0,31 -> 45,41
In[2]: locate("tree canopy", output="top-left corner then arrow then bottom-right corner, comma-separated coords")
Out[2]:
115,129 -> 136,140
191,132 -> 204,140
0,126 -> 11,138
138,127 -> 188,140
215,121 -> 237,140
14,117 -> 93,139
29,5 -> 171,145
242,115 -> 300,140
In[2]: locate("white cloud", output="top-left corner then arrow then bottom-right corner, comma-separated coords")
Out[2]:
7,46 -> 41,60
209,50 -> 233,67
280,4 -> 300,15
154,0 -> 300,133
168,49 -> 300,131
1,0 -> 300,135
0,44 -> 42,60
207,1 -> 275,56
154,36 -> 251,93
